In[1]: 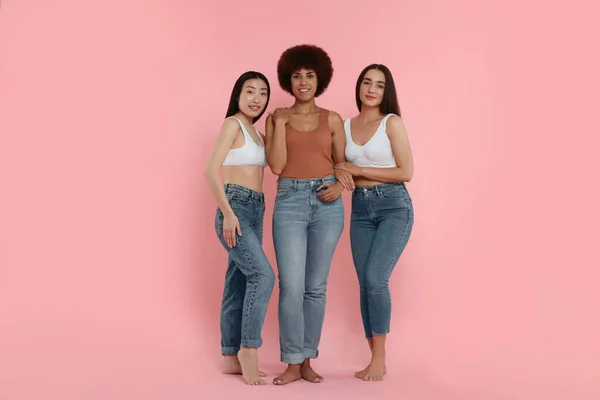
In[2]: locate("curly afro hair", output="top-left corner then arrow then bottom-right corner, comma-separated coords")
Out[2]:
277,44 -> 334,97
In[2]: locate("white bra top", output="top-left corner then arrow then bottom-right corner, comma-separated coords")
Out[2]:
344,114 -> 397,168
222,117 -> 267,167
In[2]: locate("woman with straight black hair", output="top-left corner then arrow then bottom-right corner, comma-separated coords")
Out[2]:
335,64 -> 415,381
204,71 -> 275,385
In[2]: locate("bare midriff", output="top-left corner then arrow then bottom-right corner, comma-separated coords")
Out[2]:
354,177 -> 386,187
222,165 -> 264,193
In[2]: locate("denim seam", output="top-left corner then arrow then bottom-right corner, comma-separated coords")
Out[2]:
381,207 -> 412,335
401,187 -> 412,211
366,205 -> 413,337
239,229 -> 259,343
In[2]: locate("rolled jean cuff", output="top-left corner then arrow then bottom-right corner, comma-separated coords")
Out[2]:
281,352 -> 306,365
369,329 -> 390,338
241,338 -> 262,348
221,346 -> 240,355
303,349 -> 318,359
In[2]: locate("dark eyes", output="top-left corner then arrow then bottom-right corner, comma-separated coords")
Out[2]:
363,81 -> 385,89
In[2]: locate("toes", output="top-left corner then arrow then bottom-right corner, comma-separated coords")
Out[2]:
246,378 -> 266,385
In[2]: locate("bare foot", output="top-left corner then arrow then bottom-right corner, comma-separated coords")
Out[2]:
301,360 -> 324,383
237,348 -> 266,385
273,364 -> 302,386
354,365 -> 370,379
222,355 -> 267,377
361,357 -> 387,381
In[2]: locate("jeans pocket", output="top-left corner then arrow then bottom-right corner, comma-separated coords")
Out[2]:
381,188 -> 403,199
228,192 -> 251,205
382,188 -> 411,210
275,187 -> 293,201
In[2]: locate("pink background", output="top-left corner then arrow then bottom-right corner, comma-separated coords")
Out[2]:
1,0 -> 599,399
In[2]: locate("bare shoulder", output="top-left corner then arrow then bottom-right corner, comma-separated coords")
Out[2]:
326,109 -> 345,133
327,109 -> 344,123
221,117 -> 240,131
386,114 -> 407,136
217,118 -> 243,143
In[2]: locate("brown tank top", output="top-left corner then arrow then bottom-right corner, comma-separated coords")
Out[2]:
279,109 -> 334,179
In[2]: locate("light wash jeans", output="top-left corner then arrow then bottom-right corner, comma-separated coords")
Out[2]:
272,174 -> 344,364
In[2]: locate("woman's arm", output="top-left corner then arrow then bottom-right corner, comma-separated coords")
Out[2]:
335,115 -> 414,182
328,111 -> 355,190
203,118 -> 240,216
265,108 -> 288,175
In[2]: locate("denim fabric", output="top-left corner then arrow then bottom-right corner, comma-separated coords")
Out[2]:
350,182 -> 414,339
272,174 -> 344,364
215,184 -> 275,354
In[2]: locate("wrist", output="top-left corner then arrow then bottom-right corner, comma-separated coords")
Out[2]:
222,208 -> 235,217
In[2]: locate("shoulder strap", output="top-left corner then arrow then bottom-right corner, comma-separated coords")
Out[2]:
343,118 -> 352,138
380,113 -> 396,133
227,117 -> 251,139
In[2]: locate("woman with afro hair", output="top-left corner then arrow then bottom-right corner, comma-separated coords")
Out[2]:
265,44 -> 354,385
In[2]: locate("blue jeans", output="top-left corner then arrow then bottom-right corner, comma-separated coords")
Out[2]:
215,184 -> 275,355
350,182 -> 414,339
272,174 -> 344,364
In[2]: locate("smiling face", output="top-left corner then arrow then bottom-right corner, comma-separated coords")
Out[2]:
290,68 -> 318,101
238,78 -> 269,119
359,68 -> 386,108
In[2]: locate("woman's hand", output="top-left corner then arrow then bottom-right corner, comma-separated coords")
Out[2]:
272,108 -> 290,125
317,182 -> 344,203
222,212 -> 242,248
334,162 -> 361,176
334,168 -> 355,190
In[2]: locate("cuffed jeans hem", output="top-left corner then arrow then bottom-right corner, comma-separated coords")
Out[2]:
303,349 -> 318,359
366,329 -> 390,339
281,349 -> 319,364
281,352 -> 307,365
240,338 -> 262,348
221,346 -> 240,355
